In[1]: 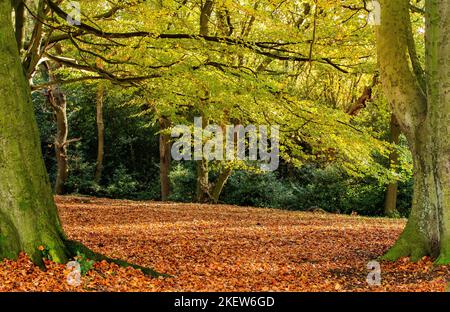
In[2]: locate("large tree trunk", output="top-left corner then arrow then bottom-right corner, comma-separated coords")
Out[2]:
159,116 -> 171,201
0,1 -> 69,264
384,114 -> 401,217
377,0 -> 450,263
94,83 -> 105,183
0,3 -> 162,276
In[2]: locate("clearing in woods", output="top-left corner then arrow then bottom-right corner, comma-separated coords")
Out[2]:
0,196 -> 448,292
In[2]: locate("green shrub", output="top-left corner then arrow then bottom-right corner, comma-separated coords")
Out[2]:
104,166 -> 139,198
168,162 -> 196,202
221,171 -> 296,208
75,251 -> 94,276
65,152 -> 101,196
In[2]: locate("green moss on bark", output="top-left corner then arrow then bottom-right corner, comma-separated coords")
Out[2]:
0,2 -> 165,277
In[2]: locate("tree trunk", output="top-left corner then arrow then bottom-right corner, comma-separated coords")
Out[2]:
385,131 -> 447,261
0,2 -> 163,276
211,167 -> 233,204
159,116 -> 171,201
384,114 -> 401,217
43,62 -> 69,195
195,1 -> 214,203
13,0 -> 25,51
94,83 -> 105,183
0,1 -> 69,264
200,0 -> 214,35
52,93 -> 69,195
196,156 -> 210,203
377,0 -> 450,263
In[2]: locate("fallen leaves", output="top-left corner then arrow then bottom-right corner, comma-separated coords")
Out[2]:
0,196 -> 448,292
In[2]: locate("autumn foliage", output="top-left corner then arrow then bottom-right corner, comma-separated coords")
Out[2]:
0,196 -> 448,292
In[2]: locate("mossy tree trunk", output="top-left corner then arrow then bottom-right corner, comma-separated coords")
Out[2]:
0,0 -> 69,264
377,0 -> 450,263
0,1 -> 162,276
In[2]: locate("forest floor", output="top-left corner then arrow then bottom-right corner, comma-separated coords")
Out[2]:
0,196 -> 448,292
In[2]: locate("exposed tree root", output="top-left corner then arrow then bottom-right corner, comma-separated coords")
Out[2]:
65,240 -> 170,278
380,235 -> 430,262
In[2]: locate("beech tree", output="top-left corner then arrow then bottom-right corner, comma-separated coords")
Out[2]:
377,0 -> 449,263
0,1 -> 160,275
0,0 -> 70,263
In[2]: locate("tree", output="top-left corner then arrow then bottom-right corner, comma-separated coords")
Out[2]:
159,116 -> 172,201
94,83 -> 106,184
0,0 -> 69,263
42,61 -> 71,195
0,1 -> 161,275
376,0 -> 449,263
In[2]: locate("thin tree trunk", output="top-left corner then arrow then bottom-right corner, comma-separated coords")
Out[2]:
159,116 -> 171,201
53,102 -> 69,195
94,83 -> 105,183
384,114 -> 401,217
13,0 -> 25,51
43,62 -> 69,195
200,0 -> 214,35
211,167 -> 233,204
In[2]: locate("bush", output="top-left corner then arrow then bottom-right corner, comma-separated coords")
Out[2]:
65,150 -> 101,196
168,162 -> 196,202
104,166 -> 139,198
221,171 -> 296,208
283,165 -> 413,217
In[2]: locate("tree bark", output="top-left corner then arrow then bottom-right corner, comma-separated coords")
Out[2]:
384,114 -> 401,217
13,0 -> 25,51
377,0 -> 450,263
211,167 -> 233,204
200,0 -> 214,35
196,152 -> 210,203
195,4 -> 215,203
159,116 -> 171,201
0,3 -> 163,276
0,0 -> 69,264
94,83 -> 105,183
43,62 -> 69,195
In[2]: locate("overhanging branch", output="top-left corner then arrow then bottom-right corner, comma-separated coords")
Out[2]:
45,0 -> 351,73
